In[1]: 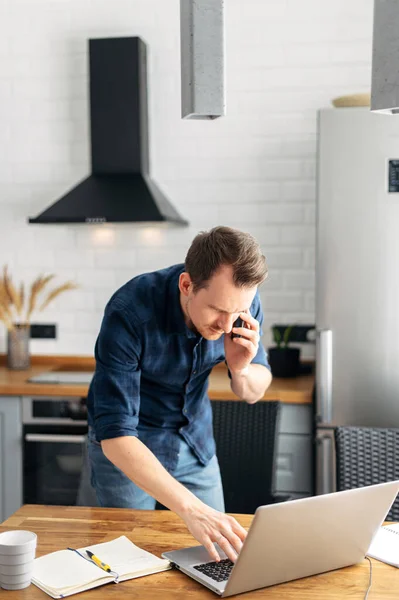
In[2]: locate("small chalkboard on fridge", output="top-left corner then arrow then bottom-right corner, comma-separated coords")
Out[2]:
388,160 -> 399,192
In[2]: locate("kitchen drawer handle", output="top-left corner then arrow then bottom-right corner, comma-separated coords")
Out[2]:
24,434 -> 87,444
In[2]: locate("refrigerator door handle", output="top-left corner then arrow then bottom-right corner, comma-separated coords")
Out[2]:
316,433 -> 335,495
316,329 -> 333,423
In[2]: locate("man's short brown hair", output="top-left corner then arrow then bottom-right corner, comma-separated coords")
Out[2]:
185,226 -> 268,292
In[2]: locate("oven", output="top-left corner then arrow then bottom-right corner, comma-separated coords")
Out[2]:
22,397 -> 88,506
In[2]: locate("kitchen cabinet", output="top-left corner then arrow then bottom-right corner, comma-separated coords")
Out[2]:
275,404 -> 313,498
0,396 -> 22,522
0,359 -> 314,520
0,394 -> 313,523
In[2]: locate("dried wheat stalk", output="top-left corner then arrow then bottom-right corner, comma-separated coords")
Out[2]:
3,266 -> 23,316
1,300 -> 13,322
26,274 -> 55,322
0,279 -> 11,310
0,302 -> 14,330
19,283 -> 24,315
39,282 -> 78,312
0,266 -> 77,329
0,277 -> 15,330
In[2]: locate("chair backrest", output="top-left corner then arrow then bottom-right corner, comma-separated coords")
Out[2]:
211,400 -> 281,514
335,426 -> 399,521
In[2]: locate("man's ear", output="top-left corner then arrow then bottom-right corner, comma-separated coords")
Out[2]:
179,272 -> 193,297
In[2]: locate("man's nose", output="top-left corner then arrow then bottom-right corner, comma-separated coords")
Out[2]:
217,314 -> 235,333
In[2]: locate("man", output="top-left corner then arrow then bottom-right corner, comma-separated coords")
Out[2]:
86,226 -> 272,563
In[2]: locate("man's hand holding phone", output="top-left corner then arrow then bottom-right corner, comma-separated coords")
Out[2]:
224,312 -> 260,373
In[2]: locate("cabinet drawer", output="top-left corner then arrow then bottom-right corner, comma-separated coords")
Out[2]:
275,434 -> 312,493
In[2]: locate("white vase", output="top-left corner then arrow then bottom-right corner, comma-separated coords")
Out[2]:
7,324 -> 30,370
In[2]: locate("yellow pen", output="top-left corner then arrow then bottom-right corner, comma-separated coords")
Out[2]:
86,550 -> 112,573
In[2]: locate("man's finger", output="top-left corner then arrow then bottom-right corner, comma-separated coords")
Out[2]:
232,337 -> 253,350
232,327 -> 259,342
223,530 -> 244,555
216,536 -> 238,563
203,536 -> 221,562
239,311 -> 259,331
230,519 -> 248,541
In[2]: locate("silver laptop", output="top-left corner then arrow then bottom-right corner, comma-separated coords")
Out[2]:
162,481 -> 399,597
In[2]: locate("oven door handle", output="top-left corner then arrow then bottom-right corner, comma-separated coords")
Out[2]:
24,434 -> 87,444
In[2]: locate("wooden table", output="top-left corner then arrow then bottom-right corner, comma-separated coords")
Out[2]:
1,505 -> 398,599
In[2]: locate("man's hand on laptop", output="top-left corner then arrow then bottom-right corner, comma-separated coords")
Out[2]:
180,500 -> 247,563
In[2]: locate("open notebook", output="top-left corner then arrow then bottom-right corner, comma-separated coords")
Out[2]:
32,535 -> 171,598
367,523 -> 399,567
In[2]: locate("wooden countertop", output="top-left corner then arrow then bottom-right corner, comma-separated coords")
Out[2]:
0,355 -> 314,404
1,505 -> 397,599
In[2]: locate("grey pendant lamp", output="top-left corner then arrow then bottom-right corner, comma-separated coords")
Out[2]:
371,0 -> 399,114
180,0 -> 225,119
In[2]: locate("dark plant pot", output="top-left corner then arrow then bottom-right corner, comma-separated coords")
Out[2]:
268,347 -> 300,378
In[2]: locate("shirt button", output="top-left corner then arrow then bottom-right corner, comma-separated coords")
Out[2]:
183,408 -> 187,415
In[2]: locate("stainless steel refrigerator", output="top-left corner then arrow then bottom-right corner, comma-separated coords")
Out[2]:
316,107 -> 399,494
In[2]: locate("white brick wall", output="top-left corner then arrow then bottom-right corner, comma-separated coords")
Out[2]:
0,0 -> 373,358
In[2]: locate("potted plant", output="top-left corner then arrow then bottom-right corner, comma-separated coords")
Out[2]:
268,325 -> 300,378
0,266 -> 78,370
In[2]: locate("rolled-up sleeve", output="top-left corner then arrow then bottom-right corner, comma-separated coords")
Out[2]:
91,301 -> 142,442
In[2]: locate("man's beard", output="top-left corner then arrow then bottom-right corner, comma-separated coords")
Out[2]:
187,316 -> 201,336
185,300 -> 201,335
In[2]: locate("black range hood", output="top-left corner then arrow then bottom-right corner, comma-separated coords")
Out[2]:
29,37 -> 188,225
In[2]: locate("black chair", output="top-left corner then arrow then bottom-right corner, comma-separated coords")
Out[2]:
335,426 -> 399,521
211,400 -> 284,514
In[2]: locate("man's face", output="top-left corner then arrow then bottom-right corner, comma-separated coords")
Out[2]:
179,265 -> 257,340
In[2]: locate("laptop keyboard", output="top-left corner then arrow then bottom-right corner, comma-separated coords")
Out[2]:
193,558 -> 234,582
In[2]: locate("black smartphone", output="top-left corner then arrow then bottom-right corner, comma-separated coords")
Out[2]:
231,317 -> 244,339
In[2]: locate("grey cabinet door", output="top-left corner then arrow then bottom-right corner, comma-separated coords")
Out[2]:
0,397 -> 22,523
275,434 -> 312,494
275,404 -> 313,496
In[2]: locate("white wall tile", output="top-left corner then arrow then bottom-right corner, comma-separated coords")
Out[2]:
263,292 -> 304,312
0,0 -> 373,353
281,225 -> 315,246
305,293 -> 315,313
266,249 -> 304,269
281,182 -> 316,202
304,248 -> 316,269
283,270 -> 315,290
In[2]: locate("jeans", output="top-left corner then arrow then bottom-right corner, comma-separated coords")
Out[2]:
87,428 -> 225,512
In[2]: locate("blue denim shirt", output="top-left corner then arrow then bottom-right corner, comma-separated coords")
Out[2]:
87,264 -> 270,471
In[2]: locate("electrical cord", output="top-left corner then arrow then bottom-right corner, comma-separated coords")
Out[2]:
364,557 -> 373,600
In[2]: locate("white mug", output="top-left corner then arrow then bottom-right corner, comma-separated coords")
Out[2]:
0,530 -> 37,590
